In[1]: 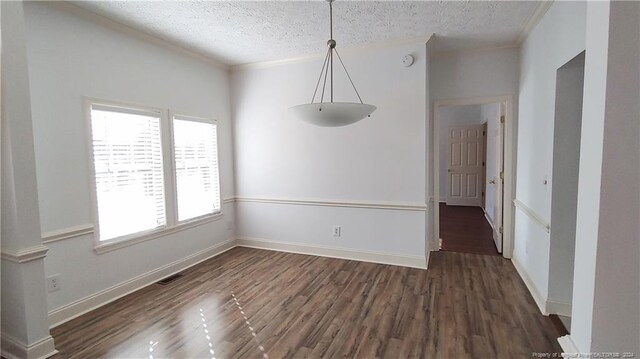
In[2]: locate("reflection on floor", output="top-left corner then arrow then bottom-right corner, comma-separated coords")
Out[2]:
439,202 -> 499,256
51,247 -> 562,358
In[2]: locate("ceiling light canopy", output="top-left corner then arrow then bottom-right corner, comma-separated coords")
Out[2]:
289,0 -> 376,127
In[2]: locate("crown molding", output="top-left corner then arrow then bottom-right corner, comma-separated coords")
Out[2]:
429,43 -> 520,59
231,34 -> 433,72
52,1 -> 230,70
1,245 -> 49,263
516,0 -> 554,45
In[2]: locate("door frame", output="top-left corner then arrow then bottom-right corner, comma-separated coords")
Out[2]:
431,95 -> 516,259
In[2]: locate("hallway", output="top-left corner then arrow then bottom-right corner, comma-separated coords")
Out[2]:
439,203 -> 499,256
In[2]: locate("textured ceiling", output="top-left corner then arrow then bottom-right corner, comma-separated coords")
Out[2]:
70,1 -> 540,66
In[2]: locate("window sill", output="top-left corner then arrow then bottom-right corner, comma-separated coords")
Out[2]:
94,212 -> 224,254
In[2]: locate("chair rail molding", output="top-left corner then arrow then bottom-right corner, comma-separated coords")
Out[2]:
42,224 -> 94,244
0,245 -> 49,263
513,199 -> 551,233
233,197 -> 427,211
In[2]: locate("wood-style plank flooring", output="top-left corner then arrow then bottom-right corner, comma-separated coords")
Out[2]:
51,248 -> 561,358
439,203 -> 499,256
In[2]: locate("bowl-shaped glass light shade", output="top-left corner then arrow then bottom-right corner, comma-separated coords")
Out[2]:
289,102 -> 376,127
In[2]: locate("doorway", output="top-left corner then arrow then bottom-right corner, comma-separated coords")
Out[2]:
431,96 -> 516,259
548,51 -> 586,329
437,103 -> 503,255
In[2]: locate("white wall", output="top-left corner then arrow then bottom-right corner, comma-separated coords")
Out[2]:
23,2 -> 236,318
437,104 -> 482,201
513,1 -> 586,305
430,47 -> 520,102
231,42 -> 428,260
481,102 -> 501,224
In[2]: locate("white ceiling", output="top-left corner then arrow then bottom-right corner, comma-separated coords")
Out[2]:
70,1 -> 541,66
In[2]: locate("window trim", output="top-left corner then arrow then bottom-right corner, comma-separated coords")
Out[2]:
84,98 -> 224,253
170,112 -> 223,224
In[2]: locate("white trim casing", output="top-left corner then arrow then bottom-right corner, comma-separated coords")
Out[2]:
0,333 -> 58,359
234,197 -> 426,212
236,237 -> 427,270
48,238 -> 236,328
0,245 -> 49,263
42,224 -> 94,244
513,198 -> 551,233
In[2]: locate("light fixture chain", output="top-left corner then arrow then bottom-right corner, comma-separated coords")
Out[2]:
311,48 -> 332,103
320,49 -> 331,103
334,48 -> 364,104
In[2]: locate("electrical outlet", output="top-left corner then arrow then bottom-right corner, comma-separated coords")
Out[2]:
333,226 -> 341,237
47,274 -> 61,293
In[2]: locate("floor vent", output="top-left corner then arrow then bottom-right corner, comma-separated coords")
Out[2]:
157,273 -> 183,285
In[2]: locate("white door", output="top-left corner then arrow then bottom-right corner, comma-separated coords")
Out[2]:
446,125 -> 485,206
492,113 -> 505,252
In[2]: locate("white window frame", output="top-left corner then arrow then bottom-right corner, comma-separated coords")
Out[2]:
170,112 -> 222,224
84,98 -> 223,254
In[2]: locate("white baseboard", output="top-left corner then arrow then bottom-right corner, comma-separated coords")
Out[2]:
48,238 -> 236,328
511,254 -> 548,315
558,335 -> 580,357
237,237 -> 427,269
482,207 -> 495,231
48,236 -> 428,329
1,333 -> 58,359
546,299 -> 572,317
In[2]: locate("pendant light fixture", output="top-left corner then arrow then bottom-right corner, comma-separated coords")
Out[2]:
289,0 -> 376,127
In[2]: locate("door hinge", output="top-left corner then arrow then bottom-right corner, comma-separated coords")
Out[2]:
482,161 -> 485,166
500,171 -> 504,180
483,130 -> 486,136
500,115 -> 505,123
499,226 -> 503,234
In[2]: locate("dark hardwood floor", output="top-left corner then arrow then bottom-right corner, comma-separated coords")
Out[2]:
50,247 -> 562,358
439,203 -> 499,256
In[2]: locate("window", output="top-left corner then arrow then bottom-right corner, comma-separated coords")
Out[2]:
173,116 -> 221,221
88,101 -> 222,246
90,105 -> 166,241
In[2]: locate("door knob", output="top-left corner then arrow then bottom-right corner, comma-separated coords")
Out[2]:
489,179 -> 496,184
